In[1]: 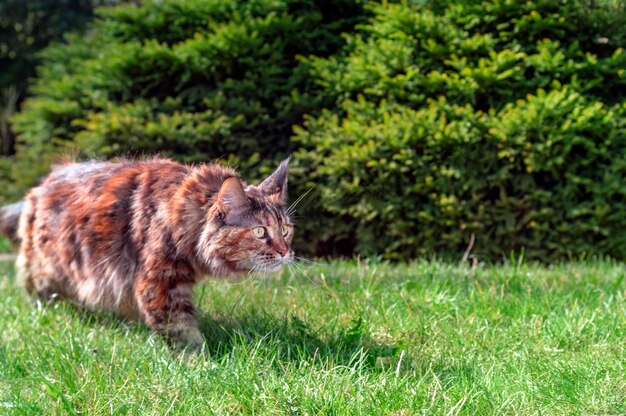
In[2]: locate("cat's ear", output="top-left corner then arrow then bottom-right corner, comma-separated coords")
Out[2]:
217,177 -> 250,214
259,157 -> 290,203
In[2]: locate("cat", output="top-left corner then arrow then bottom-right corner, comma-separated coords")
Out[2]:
0,157 -> 294,350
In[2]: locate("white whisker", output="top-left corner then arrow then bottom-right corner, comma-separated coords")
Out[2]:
290,260 -> 316,285
286,183 -> 318,216
228,270 -> 261,314
229,262 -> 260,286
295,256 -> 321,266
286,262 -> 296,278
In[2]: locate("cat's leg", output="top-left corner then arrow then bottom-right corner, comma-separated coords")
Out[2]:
134,269 -> 204,351
16,199 -> 70,301
16,251 -> 65,301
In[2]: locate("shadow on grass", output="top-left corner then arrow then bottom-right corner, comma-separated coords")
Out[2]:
9,291 -> 400,371
198,310 -> 400,370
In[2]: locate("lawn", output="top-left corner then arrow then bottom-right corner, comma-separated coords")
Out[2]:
0,258 -> 624,415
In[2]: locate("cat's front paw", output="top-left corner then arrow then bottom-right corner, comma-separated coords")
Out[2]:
169,326 -> 206,354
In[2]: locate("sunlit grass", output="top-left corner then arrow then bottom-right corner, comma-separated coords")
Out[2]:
0,259 -> 624,414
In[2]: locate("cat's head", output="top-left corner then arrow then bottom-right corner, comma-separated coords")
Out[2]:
202,158 -> 294,274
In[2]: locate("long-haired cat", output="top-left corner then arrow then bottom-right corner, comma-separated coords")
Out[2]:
0,157 -> 294,349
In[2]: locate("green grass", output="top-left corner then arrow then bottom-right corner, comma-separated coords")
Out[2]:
0,259 -> 624,415
0,237 -> 12,254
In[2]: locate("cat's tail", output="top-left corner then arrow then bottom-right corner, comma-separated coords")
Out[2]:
0,201 -> 24,243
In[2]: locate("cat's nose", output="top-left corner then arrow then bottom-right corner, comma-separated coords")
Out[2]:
277,247 -> 289,257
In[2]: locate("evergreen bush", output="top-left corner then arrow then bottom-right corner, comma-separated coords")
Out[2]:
295,0 -> 626,260
8,0 -> 626,260
8,0 -> 365,200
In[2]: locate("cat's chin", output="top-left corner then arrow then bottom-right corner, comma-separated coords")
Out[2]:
269,263 -> 288,272
250,257 -> 292,273
255,263 -> 285,273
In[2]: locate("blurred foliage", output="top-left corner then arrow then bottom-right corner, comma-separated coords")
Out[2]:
294,0 -> 626,260
0,236 -> 12,253
0,0 -> 130,201
7,0 -> 366,201
0,0 -> 98,92
6,0 -> 626,261
0,0 -> 101,158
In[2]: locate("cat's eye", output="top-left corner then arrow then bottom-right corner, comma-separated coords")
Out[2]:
252,227 -> 266,238
281,224 -> 289,236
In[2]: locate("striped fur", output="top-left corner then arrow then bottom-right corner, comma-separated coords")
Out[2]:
5,157 -> 293,349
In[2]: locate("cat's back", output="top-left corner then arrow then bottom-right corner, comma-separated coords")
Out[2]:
40,158 -> 189,196
32,158 -> 188,212
20,158 -> 191,270
27,157 -> 189,230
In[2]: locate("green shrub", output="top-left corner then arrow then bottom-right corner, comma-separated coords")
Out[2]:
295,0 -> 626,260
8,0 -> 365,200
9,0 -> 626,261
0,0 -> 104,199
